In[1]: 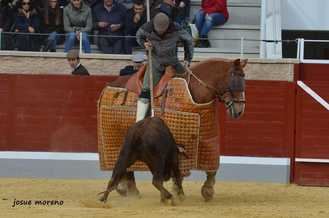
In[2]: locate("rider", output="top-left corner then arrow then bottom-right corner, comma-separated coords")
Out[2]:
135,12 -> 194,121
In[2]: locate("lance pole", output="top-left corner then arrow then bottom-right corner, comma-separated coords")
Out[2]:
146,0 -> 155,117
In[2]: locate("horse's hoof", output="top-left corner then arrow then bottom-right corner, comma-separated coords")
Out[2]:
171,197 -> 178,206
201,185 -> 214,202
178,193 -> 185,202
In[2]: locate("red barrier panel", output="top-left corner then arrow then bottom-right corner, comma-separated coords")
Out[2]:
0,74 -> 116,152
219,80 -> 295,158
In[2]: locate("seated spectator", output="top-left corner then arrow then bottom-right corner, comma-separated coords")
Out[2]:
120,51 -> 145,76
0,0 -> 15,50
123,0 -> 145,54
63,0 -> 92,53
194,0 -> 228,48
13,0 -> 41,51
67,49 -> 90,75
93,0 -> 126,54
174,0 -> 190,25
42,0 -> 63,52
59,0 -> 69,8
116,0 -> 133,9
85,0 -> 101,9
150,0 -> 174,19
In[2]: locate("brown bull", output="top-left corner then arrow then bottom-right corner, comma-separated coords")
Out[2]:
99,117 -> 185,204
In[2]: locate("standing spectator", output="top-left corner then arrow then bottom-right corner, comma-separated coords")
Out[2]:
67,49 -> 90,75
63,0 -> 92,53
194,0 -> 228,48
42,0 -> 63,52
0,0 -> 15,50
93,0 -> 126,54
13,0 -> 41,51
123,0 -> 145,54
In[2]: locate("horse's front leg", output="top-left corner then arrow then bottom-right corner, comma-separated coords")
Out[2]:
201,171 -> 216,201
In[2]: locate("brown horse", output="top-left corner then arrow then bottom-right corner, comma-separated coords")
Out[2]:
111,58 -> 247,201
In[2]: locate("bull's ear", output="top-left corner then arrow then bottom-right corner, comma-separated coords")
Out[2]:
240,59 -> 248,68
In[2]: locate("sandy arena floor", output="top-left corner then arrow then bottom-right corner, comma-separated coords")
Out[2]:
0,178 -> 328,218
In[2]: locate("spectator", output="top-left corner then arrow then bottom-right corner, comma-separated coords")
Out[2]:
119,51 -> 146,76
93,0 -> 126,54
63,0 -> 92,53
42,0 -> 63,52
150,0 -> 174,19
0,0 -> 15,50
123,0 -> 145,54
174,0 -> 190,25
67,49 -> 90,75
116,0 -> 133,9
84,0 -> 101,9
194,0 -> 228,48
13,0 -> 41,51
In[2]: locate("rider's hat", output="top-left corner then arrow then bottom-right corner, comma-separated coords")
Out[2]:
153,12 -> 169,34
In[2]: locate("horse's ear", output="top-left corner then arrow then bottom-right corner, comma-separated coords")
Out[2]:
233,59 -> 241,67
240,59 -> 248,68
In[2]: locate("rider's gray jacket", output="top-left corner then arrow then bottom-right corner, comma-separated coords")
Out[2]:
136,22 -> 193,66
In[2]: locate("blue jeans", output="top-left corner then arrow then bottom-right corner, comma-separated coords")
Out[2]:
64,32 -> 91,53
194,10 -> 226,38
47,32 -> 60,51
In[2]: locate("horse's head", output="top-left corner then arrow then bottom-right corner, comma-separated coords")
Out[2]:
220,59 -> 247,119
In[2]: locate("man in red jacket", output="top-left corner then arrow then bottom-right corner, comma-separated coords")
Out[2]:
194,0 -> 229,47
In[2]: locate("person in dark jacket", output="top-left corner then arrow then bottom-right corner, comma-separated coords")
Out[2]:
123,0 -> 146,54
67,49 -> 90,75
42,0 -> 63,52
13,0 -> 41,51
0,0 -> 15,50
135,12 -> 193,121
194,0 -> 229,47
93,0 -> 126,54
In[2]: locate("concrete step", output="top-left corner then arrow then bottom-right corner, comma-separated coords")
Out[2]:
208,24 -> 260,52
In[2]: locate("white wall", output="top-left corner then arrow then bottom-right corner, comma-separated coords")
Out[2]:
281,0 -> 329,30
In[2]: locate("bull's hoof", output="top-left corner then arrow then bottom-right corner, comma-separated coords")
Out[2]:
201,185 -> 214,202
98,191 -> 109,203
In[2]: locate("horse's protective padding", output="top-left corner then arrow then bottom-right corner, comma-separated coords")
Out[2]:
98,78 -> 219,175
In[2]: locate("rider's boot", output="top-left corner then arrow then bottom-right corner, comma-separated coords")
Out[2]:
136,98 -> 150,122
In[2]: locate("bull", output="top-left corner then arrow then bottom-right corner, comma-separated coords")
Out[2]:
99,117 -> 185,204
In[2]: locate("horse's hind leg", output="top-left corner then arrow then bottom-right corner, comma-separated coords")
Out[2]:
201,171 -> 216,201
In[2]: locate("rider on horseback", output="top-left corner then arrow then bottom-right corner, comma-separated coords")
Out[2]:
135,12 -> 194,121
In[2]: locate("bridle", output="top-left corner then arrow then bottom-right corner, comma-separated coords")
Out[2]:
185,67 -> 246,110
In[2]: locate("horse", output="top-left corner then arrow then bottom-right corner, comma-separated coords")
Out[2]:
107,58 -> 247,201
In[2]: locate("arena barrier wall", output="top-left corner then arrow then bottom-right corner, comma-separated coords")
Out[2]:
0,58 -> 328,185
